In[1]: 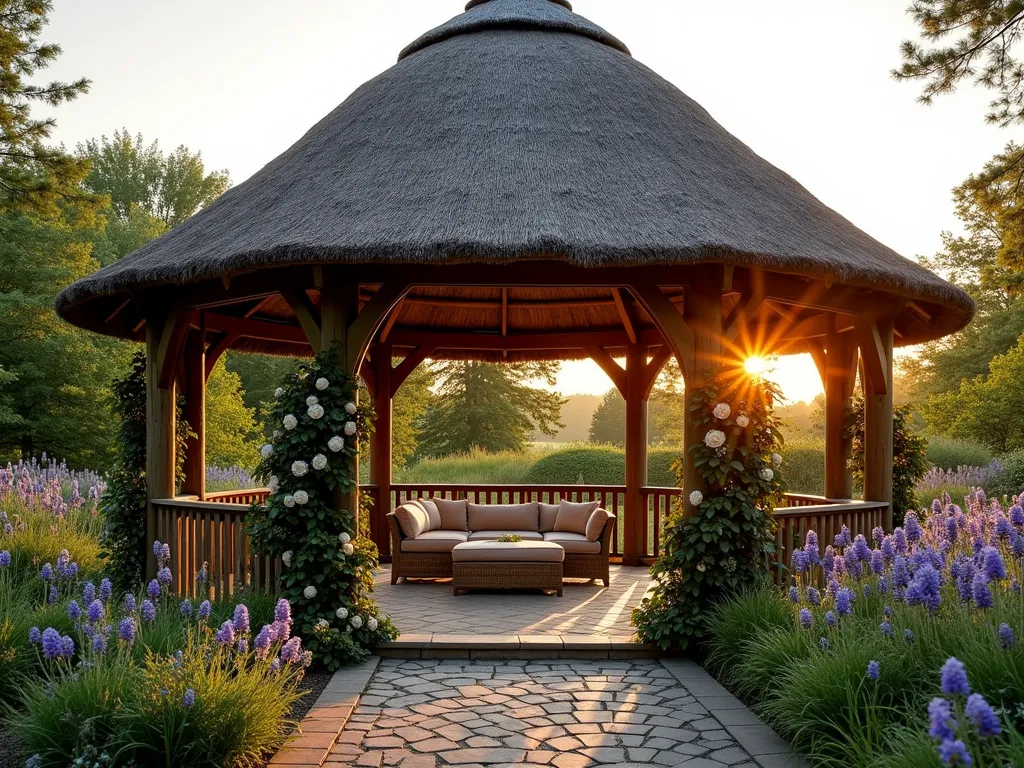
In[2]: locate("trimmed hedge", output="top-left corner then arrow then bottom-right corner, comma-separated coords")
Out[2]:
925,436 -> 993,470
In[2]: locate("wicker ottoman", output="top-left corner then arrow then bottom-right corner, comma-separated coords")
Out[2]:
451,540 -> 565,596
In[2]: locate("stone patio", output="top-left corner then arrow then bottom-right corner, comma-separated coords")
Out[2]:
321,657 -> 806,768
373,565 -> 652,638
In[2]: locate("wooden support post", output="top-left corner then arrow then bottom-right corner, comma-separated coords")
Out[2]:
319,271 -> 361,522
862,317 -> 895,528
623,345 -> 648,565
681,267 -> 724,516
146,316 -> 176,580
181,329 -> 206,500
369,344 -> 393,558
823,329 -> 857,500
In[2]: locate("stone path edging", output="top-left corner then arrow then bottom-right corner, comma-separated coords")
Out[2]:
269,656 -> 381,767
660,659 -> 808,768
378,634 -> 658,659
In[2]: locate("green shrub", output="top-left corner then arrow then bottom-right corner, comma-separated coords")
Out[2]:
924,436 -> 992,470
524,444 -> 625,485
782,439 -> 825,496
703,587 -> 792,686
647,448 -> 679,487
396,447 -> 538,484
989,450 -> 1024,498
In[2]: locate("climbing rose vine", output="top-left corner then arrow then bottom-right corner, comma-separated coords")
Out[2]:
633,371 -> 784,650
247,347 -> 397,669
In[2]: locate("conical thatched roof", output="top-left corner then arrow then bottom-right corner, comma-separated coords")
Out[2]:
56,0 -> 973,345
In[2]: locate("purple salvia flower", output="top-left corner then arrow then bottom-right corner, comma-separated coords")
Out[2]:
0,550 -> 9,567
92,633 -> 106,653
956,558 -> 976,603
280,636 -> 303,664
883,605 -> 893,618
938,739 -> 971,766
39,563 -> 52,581
254,625 -> 272,658
119,617 -> 136,644
67,600 -> 81,621
269,657 -> 282,672
274,598 -> 291,623
905,564 -> 943,613
940,658 -> 971,696
86,599 -> 104,624
982,546 -> 1006,581
928,697 -> 956,741
99,578 -> 112,602
233,604 -> 250,634
183,688 -> 195,708
83,581 -> 95,604
893,556 -> 910,589
41,628 -> 62,660
871,526 -> 884,544
147,579 -> 160,599
180,599 -> 193,618
803,530 -> 820,565
824,611 -> 837,627
893,527 -> 907,554
995,515 -> 1013,539
972,573 -> 993,609
124,593 -> 136,613
1011,504 -> 1024,527
835,525 -> 852,548
903,511 -> 921,542
835,587 -> 853,616
999,623 -> 1015,648
790,549 -> 809,574
946,516 -> 959,542
141,599 -> 157,622
862,583 -> 872,598
807,587 -> 821,606
28,626 -> 40,644
905,628 -> 915,642
866,660 -> 879,680
788,586 -> 799,604
197,600 -> 211,621
853,535 -> 872,562
799,608 -> 813,629
870,549 -> 884,575
965,693 -> 1001,737
157,567 -> 172,586
152,540 -> 163,557
215,620 -> 235,646
61,635 -> 74,657
160,543 -> 171,562
237,636 -> 248,654
881,535 -> 895,563
880,620 -> 894,637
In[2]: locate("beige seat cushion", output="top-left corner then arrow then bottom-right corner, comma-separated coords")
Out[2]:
467,502 -> 539,532
394,502 -> 431,539
400,530 -> 470,553
417,498 -> 442,530
538,502 -> 559,533
542,531 -> 603,554
434,497 -> 469,531
468,530 -> 544,542
452,540 -> 565,563
585,509 -> 613,542
552,499 -> 600,535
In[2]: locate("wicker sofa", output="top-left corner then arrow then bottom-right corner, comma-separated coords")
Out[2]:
387,498 -> 615,587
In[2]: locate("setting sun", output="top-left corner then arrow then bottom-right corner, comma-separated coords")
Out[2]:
744,355 -> 772,376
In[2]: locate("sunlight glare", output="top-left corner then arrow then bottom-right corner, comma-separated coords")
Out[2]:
744,355 -> 771,376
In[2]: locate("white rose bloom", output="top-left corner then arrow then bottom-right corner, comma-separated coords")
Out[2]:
712,403 -> 731,420
335,606 -> 348,620
303,585 -> 317,599
328,436 -> 344,452
283,414 -> 298,430
735,415 -> 750,428
350,615 -> 363,629
274,387 -> 284,398
344,402 -> 357,415
760,468 -> 775,481
315,377 -> 330,391
339,532 -> 351,544
273,430 -> 282,439
688,490 -> 703,506
342,542 -> 354,556
704,430 -> 726,449
312,454 -> 328,470
260,444 -> 273,459
315,618 -> 329,630
696,562 -> 707,572
292,460 -> 308,477
772,453 -> 783,466
281,550 -> 293,567
306,395 -> 319,407
294,490 -> 309,505
307,404 -> 325,420
343,421 -> 357,436
268,476 -> 279,492
284,495 -> 296,508
367,617 -> 378,631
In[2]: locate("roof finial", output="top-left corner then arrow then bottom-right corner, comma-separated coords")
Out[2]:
465,0 -> 573,11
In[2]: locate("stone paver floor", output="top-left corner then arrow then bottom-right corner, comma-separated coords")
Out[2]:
373,565 -> 652,636
327,658 -> 791,767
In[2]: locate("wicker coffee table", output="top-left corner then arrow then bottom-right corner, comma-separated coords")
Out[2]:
451,540 -> 565,596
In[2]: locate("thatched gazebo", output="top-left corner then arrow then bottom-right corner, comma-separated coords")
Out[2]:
56,0 -> 972,583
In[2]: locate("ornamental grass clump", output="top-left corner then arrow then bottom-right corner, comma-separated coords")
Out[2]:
247,347 -> 397,669
633,372 -> 785,650
705,488 -> 1024,768
12,542 -> 309,767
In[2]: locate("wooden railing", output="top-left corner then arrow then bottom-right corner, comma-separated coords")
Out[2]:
152,497 -> 281,601
154,484 -> 888,596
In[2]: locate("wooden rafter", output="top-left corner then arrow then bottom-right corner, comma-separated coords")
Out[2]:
281,287 -> 322,352
157,310 -> 193,389
641,345 -> 673,398
855,317 -> 889,395
501,288 -> 508,336
627,282 -> 695,379
347,282 -> 412,370
205,331 -> 240,379
391,346 -> 435,396
243,295 -> 276,318
805,340 -> 827,384
204,313 -> 307,344
724,271 -> 767,341
380,297 -> 405,343
611,288 -> 637,344
586,345 -> 627,396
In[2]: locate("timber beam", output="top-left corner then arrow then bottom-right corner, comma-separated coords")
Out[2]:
281,288 -> 322,352
586,346 -> 627,396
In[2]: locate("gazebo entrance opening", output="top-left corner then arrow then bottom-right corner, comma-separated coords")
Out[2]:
142,264 -> 897,595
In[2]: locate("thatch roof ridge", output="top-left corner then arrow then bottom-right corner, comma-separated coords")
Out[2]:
400,0 -> 630,61
55,0 -> 973,341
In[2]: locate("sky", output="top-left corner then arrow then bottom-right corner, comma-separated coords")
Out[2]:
42,0 -> 1006,403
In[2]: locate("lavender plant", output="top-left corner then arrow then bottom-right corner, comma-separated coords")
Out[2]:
246,347 -> 397,669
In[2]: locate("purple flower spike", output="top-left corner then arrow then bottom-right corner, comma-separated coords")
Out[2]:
880,620 -> 894,638
141,599 -> 157,622
215,620 -> 235,646
67,600 -> 81,621
0,550 -> 9,567
905,628 -> 915,643
83,582 -> 95,604
28,626 -> 40,644
99,578 -> 112,602
147,579 -> 161,599
160,543 -> 171,562
61,635 -> 74,657
254,625 -> 272,659
1011,504 -> 1024,527
835,525 -> 852,548
999,623 -> 1015,649
938,739 -> 972,766
870,549 -> 884,575
280,636 -> 303,664
124,594 -> 137,613
835,587 -> 853,616
928,697 -> 956,741
853,535 -> 871,562
92,633 -> 106,653
807,587 -> 821,606
965,693 -> 1001,737
972,573 -> 993,609
180,599 -> 193,618
274,598 -> 291,623
871,526 -> 884,544
232,604 -> 250,634
152,540 -> 163,557
788,586 -> 799,604
904,512 -> 922,542
197,600 -> 211,621
119,617 -> 136,644
825,611 -> 837,627
41,628 -> 62,660
940,658 -> 971,696
157,567 -> 172,586
183,688 -> 195,708
799,608 -> 813,629
87,599 -> 104,624
893,527 -> 908,554
982,547 -> 1006,581
866,660 -> 879,681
